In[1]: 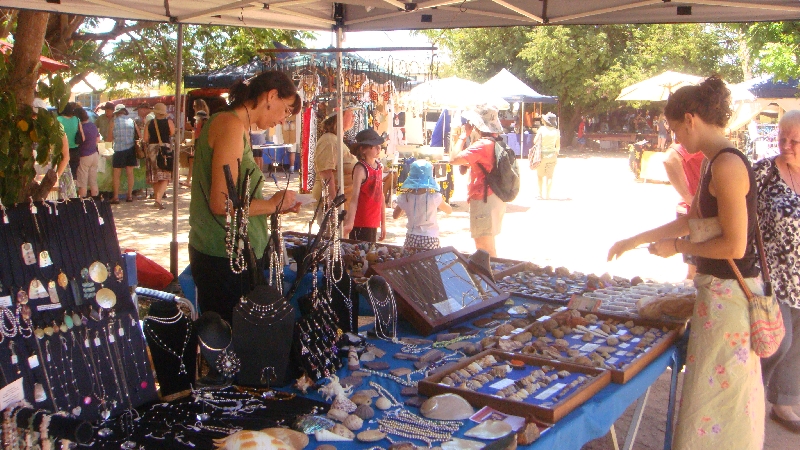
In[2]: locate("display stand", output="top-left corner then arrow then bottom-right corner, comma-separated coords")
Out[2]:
0,199 -> 157,421
143,300 -> 197,398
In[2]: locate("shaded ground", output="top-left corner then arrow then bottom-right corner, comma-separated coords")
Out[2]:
111,147 -> 794,449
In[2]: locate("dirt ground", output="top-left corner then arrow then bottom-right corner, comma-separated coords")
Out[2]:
111,147 -> 794,449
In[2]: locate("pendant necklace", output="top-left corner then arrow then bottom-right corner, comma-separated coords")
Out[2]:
787,161 -> 798,194
144,315 -> 192,375
197,320 -> 240,378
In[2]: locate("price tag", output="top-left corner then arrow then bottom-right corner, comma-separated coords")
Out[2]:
619,343 -> 630,348
631,338 -> 641,343
28,355 -> 39,369
536,315 -> 551,322
0,296 -> 11,308
579,343 -> 600,353
0,379 -> 24,410
489,379 -> 515,390
617,330 -> 628,336
606,357 -> 619,365
615,350 -> 628,356
534,383 -> 566,400
511,328 -> 525,335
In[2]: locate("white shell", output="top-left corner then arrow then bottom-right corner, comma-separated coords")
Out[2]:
314,429 -> 352,442
331,424 -> 355,440
326,408 -> 349,422
331,394 -> 358,413
464,420 -> 513,439
214,430 -> 294,450
375,397 -> 392,410
259,428 -> 309,450
441,437 -> 485,450
343,414 -> 364,431
420,394 -> 475,420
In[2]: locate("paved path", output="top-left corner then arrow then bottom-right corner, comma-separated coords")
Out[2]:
110,148 -> 794,449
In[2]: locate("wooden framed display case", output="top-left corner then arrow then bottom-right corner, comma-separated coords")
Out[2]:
419,350 -> 611,424
519,309 -> 683,383
371,247 -> 509,336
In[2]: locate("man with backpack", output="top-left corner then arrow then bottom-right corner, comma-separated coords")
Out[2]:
450,104 -> 520,257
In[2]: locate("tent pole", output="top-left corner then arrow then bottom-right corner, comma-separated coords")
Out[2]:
336,27 -> 344,238
520,101 -> 525,157
170,22 -> 184,278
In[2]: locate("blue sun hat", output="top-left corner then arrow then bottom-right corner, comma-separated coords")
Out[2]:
403,160 -> 440,191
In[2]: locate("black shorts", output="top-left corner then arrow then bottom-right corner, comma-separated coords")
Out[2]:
252,148 -> 263,158
349,227 -> 377,243
112,148 -> 137,168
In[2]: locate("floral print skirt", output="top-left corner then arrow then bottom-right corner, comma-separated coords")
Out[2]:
673,274 -> 765,449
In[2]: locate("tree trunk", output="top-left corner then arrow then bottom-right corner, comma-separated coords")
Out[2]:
9,11 -> 49,108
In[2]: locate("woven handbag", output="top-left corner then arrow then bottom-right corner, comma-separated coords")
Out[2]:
727,219 -> 785,358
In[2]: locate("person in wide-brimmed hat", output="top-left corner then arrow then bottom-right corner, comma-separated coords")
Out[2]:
392,160 -> 453,251
532,111 -> 561,200
312,105 -> 359,208
343,129 -> 387,242
95,102 -> 115,141
142,103 -> 175,210
449,103 -> 506,257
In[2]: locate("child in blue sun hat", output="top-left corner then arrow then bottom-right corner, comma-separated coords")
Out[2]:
392,160 -> 452,251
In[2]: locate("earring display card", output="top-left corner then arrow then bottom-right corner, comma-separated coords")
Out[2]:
371,247 -> 509,336
419,350 -> 610,424
0,200 -> 157,421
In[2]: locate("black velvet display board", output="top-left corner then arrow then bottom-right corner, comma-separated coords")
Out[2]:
0,199 -> 157,421
142,301 -> 197,397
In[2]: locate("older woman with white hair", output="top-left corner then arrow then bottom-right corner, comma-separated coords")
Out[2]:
756,109 -> 800,433
143,102 -> 174,209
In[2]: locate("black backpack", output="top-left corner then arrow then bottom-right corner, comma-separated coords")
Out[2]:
477,138 -> 520,203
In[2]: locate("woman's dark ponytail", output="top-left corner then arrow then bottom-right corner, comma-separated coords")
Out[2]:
665,74 -> 732,128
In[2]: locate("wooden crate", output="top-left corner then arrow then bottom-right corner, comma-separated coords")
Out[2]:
419,350 -> 611,424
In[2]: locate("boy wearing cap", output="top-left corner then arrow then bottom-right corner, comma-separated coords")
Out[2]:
109,104 -> 137,203
343,129 -> 386,242
96,102 -> 115,141
449,104 -> 506,257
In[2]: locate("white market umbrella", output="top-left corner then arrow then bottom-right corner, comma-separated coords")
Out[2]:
616,71 -> 703,101
617,70 -> 755,102
406,76 -> 510,110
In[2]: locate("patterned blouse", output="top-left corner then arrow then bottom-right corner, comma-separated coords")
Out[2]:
754,156 -> 800,308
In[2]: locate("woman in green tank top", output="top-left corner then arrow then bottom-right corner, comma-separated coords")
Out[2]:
188,71 -> 301,322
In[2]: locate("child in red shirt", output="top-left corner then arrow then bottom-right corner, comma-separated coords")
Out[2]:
343,129 -> 386,242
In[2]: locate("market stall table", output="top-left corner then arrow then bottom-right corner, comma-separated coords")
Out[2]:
96,147 -> 147,194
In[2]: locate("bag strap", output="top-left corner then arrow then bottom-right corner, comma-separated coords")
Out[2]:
153,120 -> 163,145
726,259 -> 754,301
726,212 -> 773,300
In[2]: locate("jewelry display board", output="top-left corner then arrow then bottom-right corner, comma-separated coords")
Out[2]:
418,350 -> 611,424
516,310 -> 682,384
371,247 -> 509,335
0,199 -> 157,421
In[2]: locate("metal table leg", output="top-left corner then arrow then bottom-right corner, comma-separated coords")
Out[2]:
664,351 -> 682,450
622,386 -> 651,450
609,424 -> 620,450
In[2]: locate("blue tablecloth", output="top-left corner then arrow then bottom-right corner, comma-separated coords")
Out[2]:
293,296 -> 675,450
260,144 -> 300,170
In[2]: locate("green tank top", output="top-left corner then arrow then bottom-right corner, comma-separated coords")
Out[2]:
189,112 -> 268,258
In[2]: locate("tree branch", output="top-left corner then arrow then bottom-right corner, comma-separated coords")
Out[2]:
71,21 -> 150,42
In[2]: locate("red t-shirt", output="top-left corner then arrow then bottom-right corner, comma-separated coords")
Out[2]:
461,138 -> 495,202
353,160 -> 384,228
673,143 -> 704,212
578,121 -> 585,138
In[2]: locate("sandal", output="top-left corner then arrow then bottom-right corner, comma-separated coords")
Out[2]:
126,197 -> 133,202
109,198 -> 120,205
153,202 -> 166,210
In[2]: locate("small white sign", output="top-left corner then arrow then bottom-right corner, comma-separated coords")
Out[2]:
0,296 -> 11,308
0,378 -> 25,411
579,343 -> 600,353
28,355 -> 39,369
534,383 -> 566,400
536,315 -> 551,322
489,379 -> 515,390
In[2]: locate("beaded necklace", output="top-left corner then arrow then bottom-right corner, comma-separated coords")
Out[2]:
234,296 -> 294,326
144,315 -> 192,375
364,277 -> 398,343
197,320 -> 241,378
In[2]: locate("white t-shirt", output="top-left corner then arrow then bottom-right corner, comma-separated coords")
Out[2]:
396,192 -> 443,237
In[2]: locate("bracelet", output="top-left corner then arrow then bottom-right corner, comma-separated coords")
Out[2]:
673,238 -> 679,253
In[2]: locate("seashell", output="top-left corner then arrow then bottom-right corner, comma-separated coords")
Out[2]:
350,392 -> 373,406
512,331 -> 533,343
441,437 -> 485,450
331,424 -> 355,440
343,414 -> 364,431
375,397 -> 392,410
356,430 -> 386,442
517,422 -> 541,445
314,428 -> 352,442
331,395 -> 357,413
260,428 -> 309,450
420,394 -> 475,420
293,415 -> 336,434
582,332 -> 594,342
543,318 -> 559,331
494,324 -> 515,336
214,430 -> 294,450
359,351 -> 376,362
326,408 -> 349,422
388,442 -> 416,450
552,328 -> 565,339
619,333 -> 633,342
315,445 -> 337,450
354,404 -> 375,420
606,336 -> 620,346
354,389 -> 379,398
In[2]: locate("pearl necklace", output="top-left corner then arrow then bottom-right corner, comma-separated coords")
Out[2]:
144,317 -> 192,375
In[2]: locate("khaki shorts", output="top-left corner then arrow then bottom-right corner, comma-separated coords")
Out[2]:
537,154 -> 558,178
469,193 -> 506,238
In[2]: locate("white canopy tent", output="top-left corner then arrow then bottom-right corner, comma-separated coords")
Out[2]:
5,0 -> 800,31
8,0 -> 800,275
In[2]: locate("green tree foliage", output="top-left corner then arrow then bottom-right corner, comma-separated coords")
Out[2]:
747,22 -> 800,80
424,24 -> 743,144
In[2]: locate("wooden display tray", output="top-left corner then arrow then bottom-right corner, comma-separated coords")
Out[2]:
371,247 -> 509,336
527,310 -> 683,384
487,256 -> 532,280
418,350 -> 611,424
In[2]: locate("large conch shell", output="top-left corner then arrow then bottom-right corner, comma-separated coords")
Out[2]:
214,430 -> 295,450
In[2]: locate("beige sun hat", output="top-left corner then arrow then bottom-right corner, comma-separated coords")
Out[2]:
461,104 -> 503,134
153,103 -> 168,118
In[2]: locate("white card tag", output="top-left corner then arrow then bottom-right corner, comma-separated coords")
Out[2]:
0,296 -> 11,308
489,379 -> 515,390
535,383 -> 566,400
0,379 -> 25,411
28,355 -> 39,369
38,251 -> 53,268
579,343 -> 600,353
